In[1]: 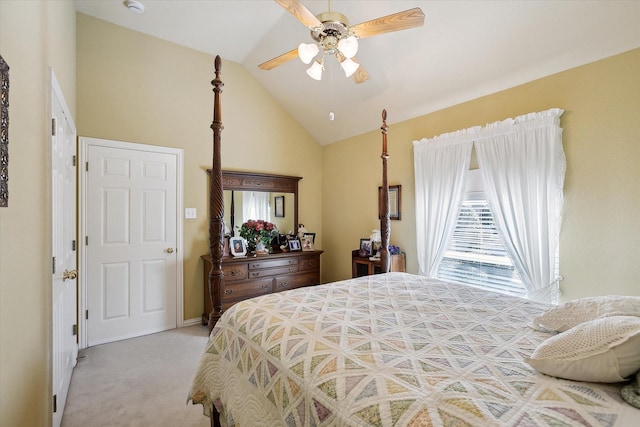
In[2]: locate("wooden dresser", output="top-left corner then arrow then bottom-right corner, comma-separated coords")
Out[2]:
201,250 -> 323,325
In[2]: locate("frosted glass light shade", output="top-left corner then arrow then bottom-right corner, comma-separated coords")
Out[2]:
337,36 -> 358,59
298,43 -> 319,64
306,60 -> 323,80
340,58 -> 360,78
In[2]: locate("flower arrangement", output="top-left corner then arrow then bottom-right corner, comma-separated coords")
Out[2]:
238,219 -> 277,253
389,245 -> 401,255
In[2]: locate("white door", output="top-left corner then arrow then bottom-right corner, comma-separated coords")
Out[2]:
51,72 -> 78,427
82,138 -> 183,346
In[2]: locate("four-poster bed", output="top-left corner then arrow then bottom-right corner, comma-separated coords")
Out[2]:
190,56 -> 639,427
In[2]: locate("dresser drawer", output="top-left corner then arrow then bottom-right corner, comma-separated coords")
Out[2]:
248,258 -> 297,270
206,251 -> 323,325
298,256 -> 319,271
274,271 -> 320,292
222,279 -> 272,303
222,264 -> 248,282
249,265 -> 298,279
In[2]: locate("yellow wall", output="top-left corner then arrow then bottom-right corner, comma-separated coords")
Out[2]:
1,5 -> 637,425
323,49 -> 640,300
0,1 -> 76,426
76,14 -> 323,321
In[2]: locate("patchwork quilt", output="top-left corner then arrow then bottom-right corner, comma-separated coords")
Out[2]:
189,273 -> 637,426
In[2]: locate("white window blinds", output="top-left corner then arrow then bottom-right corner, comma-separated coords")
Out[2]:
437,187 -> 527,297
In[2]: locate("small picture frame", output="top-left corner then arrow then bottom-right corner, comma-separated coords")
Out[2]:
379,185 -> 402,220
288,238 -> 302,252
230,237 -> 247,257
274,195 -> 285,218
301,235 -> 314,251
360,238 -> 372,256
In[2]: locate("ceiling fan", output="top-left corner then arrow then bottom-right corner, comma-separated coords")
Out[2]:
259,0 -> 425,83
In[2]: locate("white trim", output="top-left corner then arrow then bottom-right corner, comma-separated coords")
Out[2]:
77,137 -> 184,349
183,317 -> 204,327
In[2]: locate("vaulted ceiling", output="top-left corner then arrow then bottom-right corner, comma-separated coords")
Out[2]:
75,1 -> 640,145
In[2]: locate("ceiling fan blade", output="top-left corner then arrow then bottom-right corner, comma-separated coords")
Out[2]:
351,59 -> 369,84
258,48 -> 299,70
352,66 -> 369,84
350,7 -> 425,39
274,0 -> 322,29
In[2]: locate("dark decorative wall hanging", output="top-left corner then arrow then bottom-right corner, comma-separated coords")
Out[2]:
0,54 -> 8,207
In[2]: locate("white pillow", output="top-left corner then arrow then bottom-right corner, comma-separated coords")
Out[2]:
525,316 -> 640,383
531,295 -> 640,332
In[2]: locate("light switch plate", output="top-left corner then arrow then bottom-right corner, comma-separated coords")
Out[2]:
185,208 -> 197,219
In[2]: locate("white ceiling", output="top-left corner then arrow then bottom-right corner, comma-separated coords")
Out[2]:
75,1 -> 640,145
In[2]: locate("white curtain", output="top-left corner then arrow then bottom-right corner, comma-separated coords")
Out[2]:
475,108 -> 565,303
242,191 -> 271,222
413,132 -> 474,277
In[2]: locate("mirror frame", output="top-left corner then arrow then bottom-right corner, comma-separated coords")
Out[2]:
211,170 -> 302,236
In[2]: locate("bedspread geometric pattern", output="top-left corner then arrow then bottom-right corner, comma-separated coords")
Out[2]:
189,273 -> 636,426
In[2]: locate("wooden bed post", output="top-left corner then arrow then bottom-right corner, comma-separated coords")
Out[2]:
208,55 -> 225,331
379,109 -> 391,273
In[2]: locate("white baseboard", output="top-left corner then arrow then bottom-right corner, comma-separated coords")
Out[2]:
183,317 -> 204,327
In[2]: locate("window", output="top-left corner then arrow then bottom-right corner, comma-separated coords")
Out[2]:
436,170 -> 527,297
414,109 -> 564,303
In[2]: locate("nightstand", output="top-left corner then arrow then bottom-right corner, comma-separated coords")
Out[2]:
351,250 -> 406,278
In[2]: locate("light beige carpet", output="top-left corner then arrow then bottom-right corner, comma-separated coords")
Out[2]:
62,325 -> 211,427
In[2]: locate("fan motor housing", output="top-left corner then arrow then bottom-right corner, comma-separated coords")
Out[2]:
311,11 -> 350,53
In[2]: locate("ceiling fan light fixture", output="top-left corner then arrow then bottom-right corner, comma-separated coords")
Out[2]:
340,57 -> 360,78
306,59 -> 324,80
337,36 -> 358,59
298,43 -> 319,64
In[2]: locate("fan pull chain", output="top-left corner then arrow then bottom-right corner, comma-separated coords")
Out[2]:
329,59 -> 335,121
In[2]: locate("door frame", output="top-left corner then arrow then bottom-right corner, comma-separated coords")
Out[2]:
78,137 -> 184,349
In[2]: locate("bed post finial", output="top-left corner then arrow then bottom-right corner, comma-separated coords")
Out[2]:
380,109 -> 391,273
208,55 -> 225,330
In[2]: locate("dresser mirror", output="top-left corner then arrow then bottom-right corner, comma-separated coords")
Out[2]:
213,170 -> 301,238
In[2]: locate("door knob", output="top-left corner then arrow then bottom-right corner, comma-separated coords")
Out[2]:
166,247 -> 174,253
63,269 -> 78,281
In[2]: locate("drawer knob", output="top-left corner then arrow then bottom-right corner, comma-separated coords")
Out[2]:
224,289 -> 233,295
262,284 -> 269,289
229,271 -> 237,276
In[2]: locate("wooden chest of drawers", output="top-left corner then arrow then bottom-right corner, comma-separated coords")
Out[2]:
202,251 -> 323,325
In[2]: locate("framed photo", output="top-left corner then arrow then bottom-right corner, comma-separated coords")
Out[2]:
274,195 -> 284,218
379,185 -> 402,220
0,54 -> 9,207
360,238 -> 372,256
301,235 -> 314,251
230,237 -> 247,257
288,238 -> 301,252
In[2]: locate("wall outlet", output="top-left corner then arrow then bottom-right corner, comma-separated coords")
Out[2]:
185,208 -> 197,219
